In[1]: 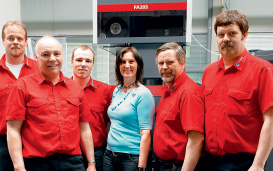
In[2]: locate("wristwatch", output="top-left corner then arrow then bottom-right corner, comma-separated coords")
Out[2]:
138,167 -> 146,171
88,160 -> 96,164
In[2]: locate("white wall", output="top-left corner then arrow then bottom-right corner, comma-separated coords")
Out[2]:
21,0 -> 93,36
0,0 -> 21,55
227,0 -> 273,32
192,0 -> 209,33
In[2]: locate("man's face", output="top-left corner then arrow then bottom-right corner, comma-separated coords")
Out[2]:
2,25 -> 27,58
157,49 -> 185,86
71,48 -> 94,80
35,38 -> 63,80
216,23 -> 248,58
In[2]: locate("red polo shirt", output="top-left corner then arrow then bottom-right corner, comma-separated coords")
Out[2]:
153,71 -> 205,161
6,71 -> 91,158
202,48 -> 273,155
83,77 -> 112,147
0,54 -> 38,135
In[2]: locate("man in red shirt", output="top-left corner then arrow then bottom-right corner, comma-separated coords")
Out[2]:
6,36 -> 96,171
0,21 -> 38,171
153,42 -> 204,171
71,45 -> 112,171
202,10 -> 273,170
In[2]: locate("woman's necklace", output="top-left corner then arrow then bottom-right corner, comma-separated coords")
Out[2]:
110,83 -> 138,111
111,91 -> 130,111
121,82 -> 136,93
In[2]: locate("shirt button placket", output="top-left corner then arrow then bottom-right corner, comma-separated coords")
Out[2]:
214,77 -> 225,152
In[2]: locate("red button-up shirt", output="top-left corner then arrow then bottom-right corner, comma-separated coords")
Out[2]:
202,48 -> 273,155
0,54 -> 38,135
153,72 -> 205,161
83,77 -> 112,147
6,71 -> 91,158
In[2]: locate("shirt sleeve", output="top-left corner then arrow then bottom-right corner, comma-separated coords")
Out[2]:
136,87 -> 155,130
258,65 -> 273,114
180,93 -> 205,134
6,80 -> 27,121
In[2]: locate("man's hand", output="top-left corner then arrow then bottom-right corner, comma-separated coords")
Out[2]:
86,162 -> 96,171
248,165 -> 264,171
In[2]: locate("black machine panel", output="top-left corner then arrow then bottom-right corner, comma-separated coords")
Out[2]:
98,10 -> 186,38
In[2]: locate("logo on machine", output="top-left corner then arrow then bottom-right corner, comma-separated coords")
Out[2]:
133,4 -> 148,10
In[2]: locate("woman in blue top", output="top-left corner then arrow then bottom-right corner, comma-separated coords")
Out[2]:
103,47 -> 155,171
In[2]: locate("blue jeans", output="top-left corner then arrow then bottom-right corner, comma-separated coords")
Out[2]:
103,149 -> 139,171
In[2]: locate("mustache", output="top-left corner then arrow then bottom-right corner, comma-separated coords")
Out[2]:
161,69 -> 173,74
221,41 -> 233,49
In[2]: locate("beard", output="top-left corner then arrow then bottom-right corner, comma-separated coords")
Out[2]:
10,47 -> 24,57
160,69 -> 175,83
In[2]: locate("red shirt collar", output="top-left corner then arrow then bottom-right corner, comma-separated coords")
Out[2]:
0,54 -> 30,69
36,71 -> 66,85
84,77 -> 97,89
70,76 -> 96,89
164,71 -> 187,92
218,48 -> 248,71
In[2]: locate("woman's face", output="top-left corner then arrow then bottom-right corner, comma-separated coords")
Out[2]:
119,51 -> 138,81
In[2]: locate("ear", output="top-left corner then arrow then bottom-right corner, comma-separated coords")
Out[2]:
243,31 -> 248,42
34,53 -> 38,61
181,58 -> 186,69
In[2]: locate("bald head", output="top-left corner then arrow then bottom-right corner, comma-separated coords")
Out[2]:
34,35 -> 63,83
35,35 -> 62,53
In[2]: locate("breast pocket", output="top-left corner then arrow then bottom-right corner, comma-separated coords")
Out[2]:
66,98 -> 81,122
204,87 -> 213,112
227,90 -> 252,116
158,109 -> 182,133
26,98 -> 48,123
159,108 -> 181,129
160,110 -> 176,121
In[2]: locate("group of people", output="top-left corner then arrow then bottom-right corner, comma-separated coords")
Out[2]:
0,9 -> 272,171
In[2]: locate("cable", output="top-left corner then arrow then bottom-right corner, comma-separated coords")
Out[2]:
98,46 -> 116,56
191,34 -> 219,55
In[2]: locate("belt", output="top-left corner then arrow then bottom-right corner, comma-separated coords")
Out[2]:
206,152 -> 255,161
46,153 -> 76,160
106,149 -> 138,157
159,159 -> 183,166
